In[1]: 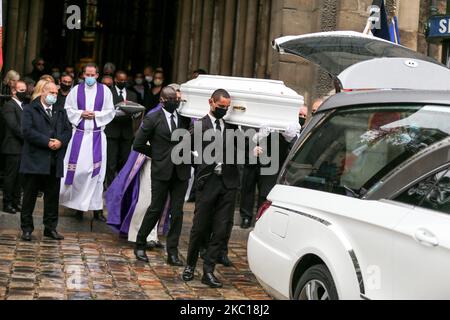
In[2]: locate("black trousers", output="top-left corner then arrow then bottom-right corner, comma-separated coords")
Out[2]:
186,174 -> 237,273
21,170 -> 60,233
240,165 -> 263,220
136,172 -> 189,255
106,137 -> 133,187
2,154 -> 22,206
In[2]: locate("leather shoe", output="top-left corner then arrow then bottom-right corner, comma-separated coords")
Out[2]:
241,217 -> 252,229
182,266 -> 195,282
217,255 -> 233,267
147,240 -> 164,250
21,231 -> 32,242
3,204 -> 17,215
167,254 -> 184,266
201,272 -> 223,288
94,210 -> 107,222
44,230 -> 64,240
134,249 -> 149,262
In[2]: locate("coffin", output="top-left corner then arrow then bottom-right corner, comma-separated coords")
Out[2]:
179,75 -> 303,131
115,101 -> 146,115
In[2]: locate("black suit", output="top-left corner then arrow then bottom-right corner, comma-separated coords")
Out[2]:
240,132 -> 292,220
133,109 -> 191,255
186,115 -> 241,274
20,98 -> 72,233
105,86 -> 138,186
1,99 -> 24,208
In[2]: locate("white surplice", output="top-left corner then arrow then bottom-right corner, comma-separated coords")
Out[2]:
127,159 -> 159,243
60,83 -> 115,211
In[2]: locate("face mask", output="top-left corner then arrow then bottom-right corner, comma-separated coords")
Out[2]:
163,100 -> 180,114
116,82 -> 127,90
60,83 -> 72,92
45,94 -> 57,106
16,92 -> 27,102
52,72 -> 61,80
213,107 -> 227,119
85,77 -> 97,87
145,76 -> 153,83
135,79 -> 144,85
299,117 -> 306,127
153,79 -> 163,87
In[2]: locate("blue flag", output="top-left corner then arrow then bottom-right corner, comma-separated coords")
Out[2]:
370,0 -> 401,44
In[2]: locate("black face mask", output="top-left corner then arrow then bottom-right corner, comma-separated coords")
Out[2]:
213,107 -> 227,119
60,83 -> 72,92
299,117 -> 306,127
116,82 -> 127,90
163,100 -> 180,114
16,92 -> 27,102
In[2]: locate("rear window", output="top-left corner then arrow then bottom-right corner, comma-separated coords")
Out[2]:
280,105 -> 450,198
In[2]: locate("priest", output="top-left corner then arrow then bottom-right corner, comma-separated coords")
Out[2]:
60,63 -> 115,221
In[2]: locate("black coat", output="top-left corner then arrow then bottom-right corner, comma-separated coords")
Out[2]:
192,115 -> 241,190
20,98 -> 72,178
1,99 -> 23,155
143,83 -> 162,113
105,86 -> 138,139
133,109 -> 191,181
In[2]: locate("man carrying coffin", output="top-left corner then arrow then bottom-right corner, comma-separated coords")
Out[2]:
60,63 -> 115,221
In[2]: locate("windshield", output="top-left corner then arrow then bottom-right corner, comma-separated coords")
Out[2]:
280,105 -> 450,198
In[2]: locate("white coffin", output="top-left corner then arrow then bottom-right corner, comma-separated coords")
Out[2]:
179,75 -> 303,131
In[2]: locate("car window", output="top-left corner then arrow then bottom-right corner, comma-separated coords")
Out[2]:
280,105 -> 450,198
394,167 -> 450,214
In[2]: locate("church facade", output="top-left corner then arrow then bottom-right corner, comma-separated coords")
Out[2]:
2,0 -> 447,107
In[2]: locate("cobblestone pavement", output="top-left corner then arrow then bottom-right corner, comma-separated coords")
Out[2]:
0,201 -> 272,300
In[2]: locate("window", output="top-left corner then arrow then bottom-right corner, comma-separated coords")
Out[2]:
394,167 -> 450,214
280,105 -> 450,198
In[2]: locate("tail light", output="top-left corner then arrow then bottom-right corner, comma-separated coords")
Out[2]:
256,200 -> 272,222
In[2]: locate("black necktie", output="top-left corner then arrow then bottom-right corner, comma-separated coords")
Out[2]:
46,108 -> 52,118
170,114 -> 177,133
215,119 -> 221,132
119,90 -> 124,102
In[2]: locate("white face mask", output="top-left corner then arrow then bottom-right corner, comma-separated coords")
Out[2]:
145,76 -> 153,83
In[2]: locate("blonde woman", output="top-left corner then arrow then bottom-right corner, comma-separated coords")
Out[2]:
3,70 -> 20,95
32,79 -> 50,101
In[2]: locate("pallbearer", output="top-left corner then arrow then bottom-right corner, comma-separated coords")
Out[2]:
60,63 -> 115,221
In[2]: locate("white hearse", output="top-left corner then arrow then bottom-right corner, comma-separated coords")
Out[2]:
247,31 -> 450,300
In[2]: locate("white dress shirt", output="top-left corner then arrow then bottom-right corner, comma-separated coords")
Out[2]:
162,108 -> 178,132
12,98 -> 23,110
208,113 -> 224,132
115,86 -> 127,101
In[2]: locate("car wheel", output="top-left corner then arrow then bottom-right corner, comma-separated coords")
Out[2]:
294,264 -> 338,300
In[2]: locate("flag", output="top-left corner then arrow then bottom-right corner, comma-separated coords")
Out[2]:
364,0 -> 401,45
0,0 -> 3,72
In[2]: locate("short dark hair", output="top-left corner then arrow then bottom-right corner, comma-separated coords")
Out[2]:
83,63 -> 99,74
154,70 -> 164,77
115,70 -> 127,78
211,89 -> 230,102
60,72 -> 74,80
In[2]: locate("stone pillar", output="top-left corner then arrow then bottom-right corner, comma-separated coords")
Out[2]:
189,0 -> 205,73
220,0 -> 237,75
232,0 -> 248,76
25,0 -> 43,75
398,0 -> 421,50
269,0 -> 320,104
175,0 -> 193,83
210,0 -> 225,75
242,0 -> 258,77
199,0 -> 214,73
5,0 -> 20,72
